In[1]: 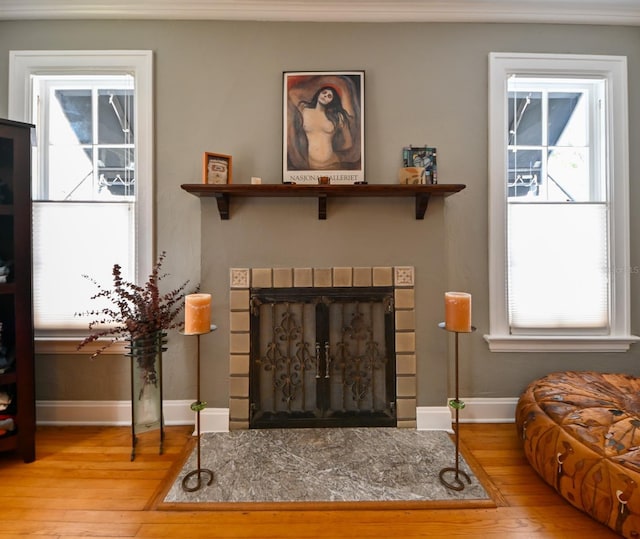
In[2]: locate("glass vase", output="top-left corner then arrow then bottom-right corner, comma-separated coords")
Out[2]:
127,331 -> 167,460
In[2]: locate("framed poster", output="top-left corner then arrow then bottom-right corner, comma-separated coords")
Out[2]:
203,152 -> 232,184
283,71 -> 364,184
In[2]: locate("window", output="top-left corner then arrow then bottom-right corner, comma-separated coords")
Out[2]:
9,50 -> 153,353
486,52 -> 638,352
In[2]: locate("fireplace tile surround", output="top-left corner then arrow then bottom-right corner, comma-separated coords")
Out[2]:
228,266 -> 417,430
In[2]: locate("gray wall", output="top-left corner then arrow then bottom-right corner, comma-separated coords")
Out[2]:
1,20 -> 639,408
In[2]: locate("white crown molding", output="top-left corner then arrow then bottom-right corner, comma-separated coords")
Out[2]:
1,0 -> 639,25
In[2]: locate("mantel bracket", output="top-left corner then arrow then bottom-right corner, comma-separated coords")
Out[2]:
415,193 -> 431,219
215,193 -> 230,220
318,195 -> 328,220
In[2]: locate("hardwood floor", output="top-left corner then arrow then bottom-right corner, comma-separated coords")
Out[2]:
0,423 -> 618,538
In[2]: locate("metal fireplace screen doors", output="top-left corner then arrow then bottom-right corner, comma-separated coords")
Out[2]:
249,287 -> 396,429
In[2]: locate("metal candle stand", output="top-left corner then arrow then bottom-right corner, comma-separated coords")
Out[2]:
181,325 -> 216,492
438,322 -> 475,491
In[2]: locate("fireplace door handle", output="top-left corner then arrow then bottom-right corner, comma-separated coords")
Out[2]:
324,342 -> 331,378
315,343 -> 321,378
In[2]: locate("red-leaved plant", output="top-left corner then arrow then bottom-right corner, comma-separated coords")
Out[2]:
77,251 -> 193,359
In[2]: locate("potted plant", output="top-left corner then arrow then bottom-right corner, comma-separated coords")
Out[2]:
77,251 -> 191,358
77,251 -> 194,458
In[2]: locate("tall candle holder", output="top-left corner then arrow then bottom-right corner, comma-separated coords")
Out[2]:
438,321 -> 475,491
181,325 -> 216,492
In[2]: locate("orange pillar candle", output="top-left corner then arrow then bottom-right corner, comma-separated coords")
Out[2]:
444,292 -> 472,332
184,293 -> 212,335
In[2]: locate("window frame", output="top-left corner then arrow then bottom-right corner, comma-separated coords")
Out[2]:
9,50 -> 154,354
486,52 -> 638,352
35,75 -> 136,201
506,77 -> 604,203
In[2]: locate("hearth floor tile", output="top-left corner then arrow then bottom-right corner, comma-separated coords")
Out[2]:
164,428 -> 488,504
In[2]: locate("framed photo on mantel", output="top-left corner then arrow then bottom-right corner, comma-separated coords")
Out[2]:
203,152 -> 232,184
283,70 -> 365,185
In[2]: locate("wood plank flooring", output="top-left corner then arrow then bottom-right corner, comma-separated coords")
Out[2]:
0,424 -> 618,538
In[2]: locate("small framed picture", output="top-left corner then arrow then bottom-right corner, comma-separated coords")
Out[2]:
402,146 -> 437,184
203,152 -> 232,184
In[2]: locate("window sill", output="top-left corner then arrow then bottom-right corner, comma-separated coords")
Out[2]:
35,338 -> 127,356
483,334 -> 640,353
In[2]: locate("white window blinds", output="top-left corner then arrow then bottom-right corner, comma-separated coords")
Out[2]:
508,202 -> 608,330
32,201 -> 135,332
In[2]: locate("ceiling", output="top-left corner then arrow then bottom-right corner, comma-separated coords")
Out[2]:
0,0 -> 639,25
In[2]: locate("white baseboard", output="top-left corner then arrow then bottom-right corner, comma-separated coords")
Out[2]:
199,408 -> 230,432
36,400 -> 230,431
455,397 -> 519,423
36,398 -> 517,431
416,397 -> 518,430
416,406 -> 454,432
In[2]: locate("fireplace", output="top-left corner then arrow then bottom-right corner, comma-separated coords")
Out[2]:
249,286 -> 396,428
228,266 -> 417,430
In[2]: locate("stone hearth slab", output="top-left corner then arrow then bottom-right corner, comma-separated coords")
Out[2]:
163,428 -> 489,504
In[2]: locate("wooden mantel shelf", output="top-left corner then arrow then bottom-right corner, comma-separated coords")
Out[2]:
180,183 -> 466,220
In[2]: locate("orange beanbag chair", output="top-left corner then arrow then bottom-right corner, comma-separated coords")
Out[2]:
516,371 -> 640,538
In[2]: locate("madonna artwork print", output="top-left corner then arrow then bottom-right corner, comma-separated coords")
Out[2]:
283,71 -> 364,184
